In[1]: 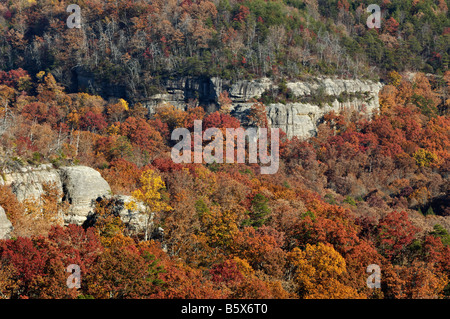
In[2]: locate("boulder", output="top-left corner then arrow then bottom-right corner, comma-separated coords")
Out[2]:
59,166 -> 111,225
0,206 -> 13,240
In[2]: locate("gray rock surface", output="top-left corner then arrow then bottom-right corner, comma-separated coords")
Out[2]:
59,166 -> 111,225
227,77 -> 273,102
0,165 -> 151,234
0,164 -> 63,202
265,99 -> 377,139
266,103 -> 319,138
114,195 -> 151,235
144,76 -> 383,139
229,78 -> 382,139
0,206 -> 13,240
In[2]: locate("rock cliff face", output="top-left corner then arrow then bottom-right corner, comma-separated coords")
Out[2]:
0,206 -> 13,240
264,78 -> 382,139
145,76 -> 383,139
145,76 -> 220,113
0,165 -> 148,235
0,164 -> 62,202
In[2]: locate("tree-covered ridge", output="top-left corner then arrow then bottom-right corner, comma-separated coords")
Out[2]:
0,66 -> 449,298
0,0 -> 448,102
0,0 -> 449,300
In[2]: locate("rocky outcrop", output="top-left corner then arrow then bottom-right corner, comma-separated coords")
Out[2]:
144,76 -> 383,139
266,103 -> 319,138
0,206 -> 13,239
0,165 -> 150,234
0,164 -> 62,202
144,76 -> 273,112
266,98 -> 377,139
230,78 -> 382,139
71,66 -> 127,101
215,77 -> 273,103
59,166 -> 112,225
145,76 -> 221,113
114,195 -> 150,235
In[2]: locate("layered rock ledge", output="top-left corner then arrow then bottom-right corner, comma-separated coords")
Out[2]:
0,165 -> 148,238
144,76 -> 383,139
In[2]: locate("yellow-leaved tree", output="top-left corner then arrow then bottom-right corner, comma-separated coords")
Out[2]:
288,242 -> 362,299
128,169 -> 172,241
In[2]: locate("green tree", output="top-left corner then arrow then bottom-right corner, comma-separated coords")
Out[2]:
430,224 -> 450,246
243,193 -> 271,228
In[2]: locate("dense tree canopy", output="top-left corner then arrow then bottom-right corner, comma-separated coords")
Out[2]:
0,0 -> 449,300
0,0 -> 448,102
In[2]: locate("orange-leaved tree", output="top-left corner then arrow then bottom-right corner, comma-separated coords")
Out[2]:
288,242 -> 362,299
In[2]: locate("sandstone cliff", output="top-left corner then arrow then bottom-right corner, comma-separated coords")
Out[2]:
0,164 -> 62,202
0,206 -> 13,240
144,76 -> 383,139
0,165 -> 148,237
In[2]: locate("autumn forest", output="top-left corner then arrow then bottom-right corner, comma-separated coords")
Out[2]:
0,0 -> 449,300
